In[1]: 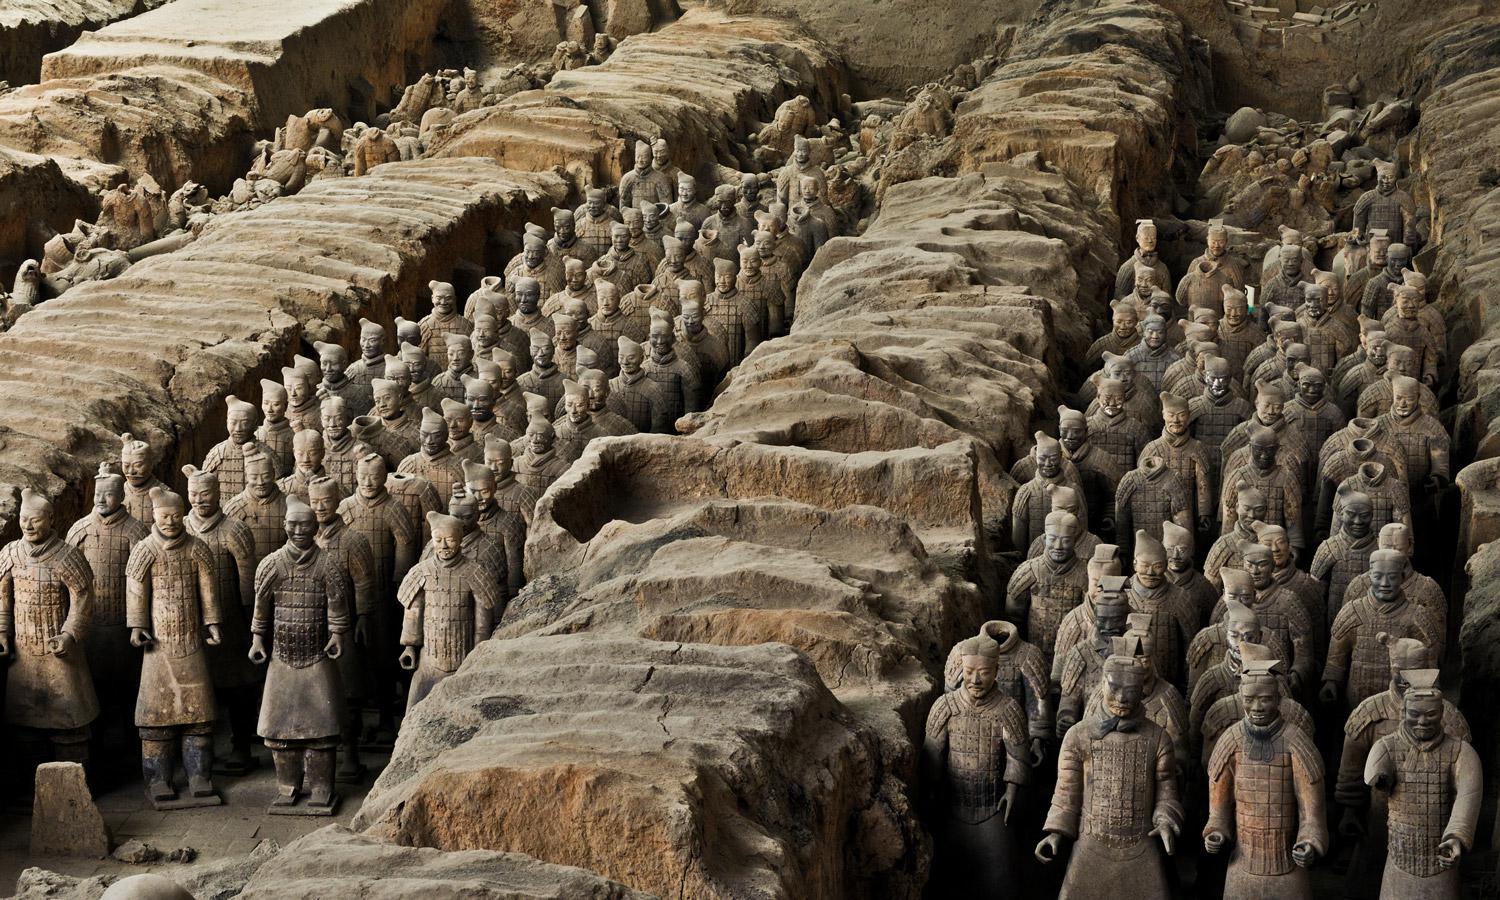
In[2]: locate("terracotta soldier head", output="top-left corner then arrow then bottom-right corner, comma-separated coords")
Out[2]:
1101,352 -> 1137,386
119,433 -> 154,489
490,350 -> 520,391
395,317 -> 422,348
1097,378 -> 1127,418
1252,521 -> 1294,570
1237,644 -> 1285,728
1140,314 -> 1167,351
528,329 -> 555,370
1240,542 -> 1274,590
1135,219 -> 1158,261
1223,597 -> 1263,657
562,379 -> 589,426
553,207 -> 577,244
1271,320 -> 1302,354
1337,488 -> 1374,539
514,277 -> 541,315
1205,356 -> 1233,399
244,448 -> 277,499
1032,432 -> 1063,479
1389,374 -> 1421,419
1207,219 -> 1229,261
419,408 -> 448,456
1043,511 -> 1079,565
1385,243 -> 1411,279
370,378 -> 403,421
461,458 -> 496,506
1057,407 -> 1088,455
1161,392 -> 1190,437
1133,531 -> 1167,588
648,310 -> 676,361
1221,567 -> 1255,608
1368,549 -> 1407,607
1087,543 -> 1121,600
1101,642 -> 1146,720
1110,299 -> 1139,339
427,511 -> 465,563
283,495 -> 317,549
618,336 -> 644,376
1233,483 -> 1268,529
1161,520 -> 1194,573
307,475 -> 344,524
1368,229 -> 1390,266
954,632 -> 1001,702
484,435 -> 513,481
1279,244 -> 1303,280
1047,485 -> 1084,521
148,485 -> 186,538
1295,365 -> 1326,406
358,318 -> 386,362
93,461 -> 124,517
1247,425 -> 1279,475
261,379 -> 288,424
445,333 -> 474,376
282,359 -> 317,408
400,344 -> 429,386
584,188 -> 609,221
525,415 -> 555,457
226,395 -> 259,445
1400,669 -> 1445,743
1303,282 -> 1328,319
180,467 -> 217,520
355,453 -> 387,500
315,341 -> 348,384
1095,576 -> 1131,640
441,397 -> 473,443
1283,343 -> 1311,378
292,429 -> 325,476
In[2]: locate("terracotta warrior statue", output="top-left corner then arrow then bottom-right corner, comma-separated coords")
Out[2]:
1189,356 -> 1253,481
1364,671 -> 1479,900
1007,510 -> 1089,671
1162,519 -> 1215,625
1177,219 -> 1245,312
924,631 -> 1032,898
281,357 -> 322,434
1362,242 -> 1413,323
549,207 -> 599,268
1115,218 -> 1171,298
203,395 -> 281,499
182,464 -> 262,775
1220,425 -> 1305,553
645,307 -> 704,421
127,487 -> 222,806
1113,456 -> 1193,560
0,489 -> 99,767
1141,393 -> 1214,537
1205,652 -> 1327,899
514,412 -> 570,496
257,380 -> 295,474
1086,377 -> 1152,479
1353,161 -> 1417,249
1342,523 -> 1445,616
432,334 -> 477,406
1053,406 -> 1121,528
1011,433 -> 1085,551
67,463 -> 150,750
224,446 -> 289,569
248,496 -> 350,814
277,428 -> 329,503
1086,299 -> 1141,370
120,432 -> 167,526
398,510 -> 504,711
1311,488 -> 1377,625
1318,417 -> 1408,536
1124,531 -> 1197,689
1037,639 -> 1183,899
1205,484 -> 1266,588
1322,550 -> 1444,708
1338,637 -> 1470,900
1214,286 -> 1263,376
611,335 -> 666,433
1050,544 -> 1122,688
398,407 -> 462,502
1127,315 -> 1180,390
346,318 -> 388,395
1190,598 -> 1261,764
314,340 -> 372,416
1054,577 -> 1130,736
308,476 -> 375,782
943,620 -> 1051,758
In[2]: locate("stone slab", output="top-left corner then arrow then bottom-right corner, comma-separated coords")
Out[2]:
31,762 -> 110,858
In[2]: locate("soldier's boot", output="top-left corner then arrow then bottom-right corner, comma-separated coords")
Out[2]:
304,747 -> 338,809
270,748 -> 303,806
141,738 -> 176,802
182,734 -> 215,798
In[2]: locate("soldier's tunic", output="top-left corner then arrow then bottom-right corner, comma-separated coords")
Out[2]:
645,349 -> 702,421
258,417 -> 295,475
1128,578 -> 1197,688
66,509 -> 149,700
1207,718 -> 1328,900
1204,521 -> 1259,589
1127,341 -> 1180,390
1087,410 -> 1150,478
611,369 -> 666,433
1367,728 -> 1481,900
322,432 -> 373,497
1082,676 -> 1191,770
286,397 -> 322,435
1311,532 -> 1376,623
1010,468 -> 1087,553
517,362 -> 565,415
320,373 -> 374,418
316,519 -> 375,704
202,438 -> 282,500
398,449 -> 462,508
1140,432 -> 1215,529
1113,462 -> 1193,556
492,475 -> 539,529
1199,694 -> 1314,770
251,543 -> 349,742
385,472 -> 444,546
1325,595 -> 1444,707
185,511 -> 260,689
1168,565 -> 1218,627
941,623 -> 1052,740
1338,689 -> 1471,900
223,487 -> 288,569
398,553 -> 504,709
923,688 -> 1032,896
1190,391 -> 1254,480
705,287 -> 764,365
276,466 -> 328,505
1044,714 -> 1183,900
1005,555 -> 1088,671
125,530 -> 219,727
1209,585 -> 1315,691
515,448 -> 570,497
339,489 -> 416,658
0,536 -> 100,730
123,478 -> 167,528
346,354 -> 386,397
478,503 -> 527,596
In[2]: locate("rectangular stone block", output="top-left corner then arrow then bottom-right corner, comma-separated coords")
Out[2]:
31,762 -> 109,858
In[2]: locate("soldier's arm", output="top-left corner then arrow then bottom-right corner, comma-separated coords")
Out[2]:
1283,485 -> 1305,551
194,541 -> 221,628
1154,727 -> 1186,834
1446,740 -> 1483,854
1322,607 -> 1356,692
351,538 -> 377,617
1292,734 -> 1330,855
125,542 -> 153,632
1041,726 -> 1084,838
387,505 -> 418,582
920,697 -> 950,803
228,523 -> 257,610
1336,721 -> 1374,809
1004,564 -> 1035,633
1204,735 -> 1238,844
59,548 -> 94,639
251,556 -> 278,635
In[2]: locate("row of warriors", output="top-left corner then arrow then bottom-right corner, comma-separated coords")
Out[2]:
931,193 -> 1480,898
0,143 -> 843,813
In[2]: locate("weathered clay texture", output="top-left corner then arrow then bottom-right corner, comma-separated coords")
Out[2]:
431,10 -> 846,189
0,0 -> 171,87
0,159 -> 564,527
355,635 -> 922,900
